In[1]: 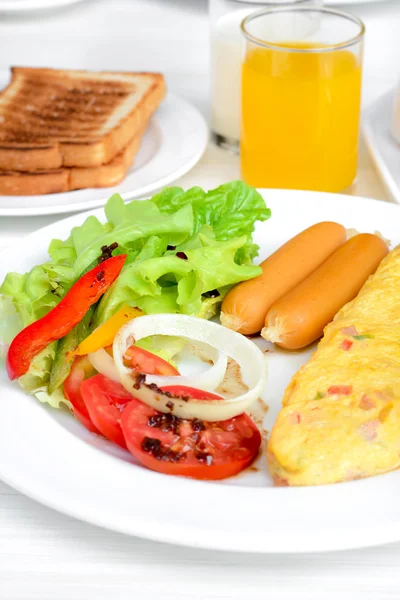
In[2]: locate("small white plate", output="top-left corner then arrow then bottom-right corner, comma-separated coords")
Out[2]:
2,189 -> 400,554
362,90 -> 400,204
0,0 -> 86,13
0,71 -> 208,217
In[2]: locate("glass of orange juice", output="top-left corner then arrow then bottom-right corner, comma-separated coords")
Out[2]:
240,8 -> 365,192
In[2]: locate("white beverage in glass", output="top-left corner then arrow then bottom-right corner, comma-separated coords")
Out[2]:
211,8 -> 251,149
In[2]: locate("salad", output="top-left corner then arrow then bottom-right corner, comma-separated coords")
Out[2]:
1,181 -> 271,480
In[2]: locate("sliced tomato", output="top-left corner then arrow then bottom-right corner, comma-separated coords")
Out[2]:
64,356 -> 98,433
120,399 -> 261,480
124,345 -> 179,376
80,374 -> 135,448
160,385 -> 223,401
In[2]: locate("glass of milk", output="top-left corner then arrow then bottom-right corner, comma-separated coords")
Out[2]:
210,0 -> 323,152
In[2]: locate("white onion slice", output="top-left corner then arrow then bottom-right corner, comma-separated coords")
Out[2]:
146,343 -> 227,392
89,338 -> 227,395
113,314 -> 268,422
88,348 -> 120,383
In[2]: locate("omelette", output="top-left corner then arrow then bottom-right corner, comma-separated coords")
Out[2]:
268,245 -> 400,486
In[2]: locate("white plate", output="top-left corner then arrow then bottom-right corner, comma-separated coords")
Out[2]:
2,189 -> 400,554
0,0 -> 86,13
0,71 -> 208,217
363,90 -> 400,204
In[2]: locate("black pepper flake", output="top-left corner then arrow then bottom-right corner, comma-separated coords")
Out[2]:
167,245 -> 176,251
98,242 -> 119,263
197,439 -> 207,452
148,382 -> 164,394
132,373 -> 146,390
161,450 -> 185,463
147,382 -> 189,401
176,251 -> 187,260
141,436 -> 184,463
203,289 -> 219,298
195,451 -> 213,466
192,418 -> 205,432
131,377 -> 190,402
147,412 -> 180,434
141,436 -> 161,455
96,270 -> 105,281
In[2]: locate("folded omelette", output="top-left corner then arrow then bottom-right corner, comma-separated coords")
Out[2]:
268,245 -> 400,486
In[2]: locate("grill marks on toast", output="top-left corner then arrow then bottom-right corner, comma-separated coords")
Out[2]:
0,67 -> 166,173
0,78 -> 133,142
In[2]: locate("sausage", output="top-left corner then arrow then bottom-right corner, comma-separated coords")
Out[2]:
220,222 -> 347,335
261,233 -> 389,350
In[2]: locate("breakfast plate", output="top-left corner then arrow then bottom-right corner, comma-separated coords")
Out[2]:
2,188 -> 400,554
363,90 -> 400,204
0,70 -> 208,217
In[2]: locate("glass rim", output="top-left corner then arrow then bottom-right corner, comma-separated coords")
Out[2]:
241,7 -> 366,53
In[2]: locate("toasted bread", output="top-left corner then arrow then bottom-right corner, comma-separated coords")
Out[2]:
0,131 -> 142,195
0,67 -> 166,171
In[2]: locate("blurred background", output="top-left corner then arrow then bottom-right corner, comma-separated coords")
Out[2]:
0,0 -> 397,118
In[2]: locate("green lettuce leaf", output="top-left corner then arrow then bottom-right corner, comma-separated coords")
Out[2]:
18,343 -> 70,409
0,295 -> 24,360
0,266 -> 62,329
95,234 -> 260,324
153,180 -> 271,241
49,198 -> 194,283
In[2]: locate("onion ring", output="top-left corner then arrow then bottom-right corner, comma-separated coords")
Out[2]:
113,314 -> 268,421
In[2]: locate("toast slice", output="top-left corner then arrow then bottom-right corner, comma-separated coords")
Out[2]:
0,131 -> 142,195
0,67 -> 166,171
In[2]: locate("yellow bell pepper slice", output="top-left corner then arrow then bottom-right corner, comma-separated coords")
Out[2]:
74,305 -> 143,356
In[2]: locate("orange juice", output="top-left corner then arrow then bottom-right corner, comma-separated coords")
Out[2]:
241,43 -> 362,192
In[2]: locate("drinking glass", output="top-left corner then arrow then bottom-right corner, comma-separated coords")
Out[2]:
241,7 -> 365,192
210,0 -> 323,152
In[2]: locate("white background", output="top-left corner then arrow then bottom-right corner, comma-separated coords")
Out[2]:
1,0 -> 400,598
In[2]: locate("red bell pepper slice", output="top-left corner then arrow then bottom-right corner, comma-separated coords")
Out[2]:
6,254 -> 127,380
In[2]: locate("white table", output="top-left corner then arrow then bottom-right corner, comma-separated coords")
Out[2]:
1,1 -> 400,598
